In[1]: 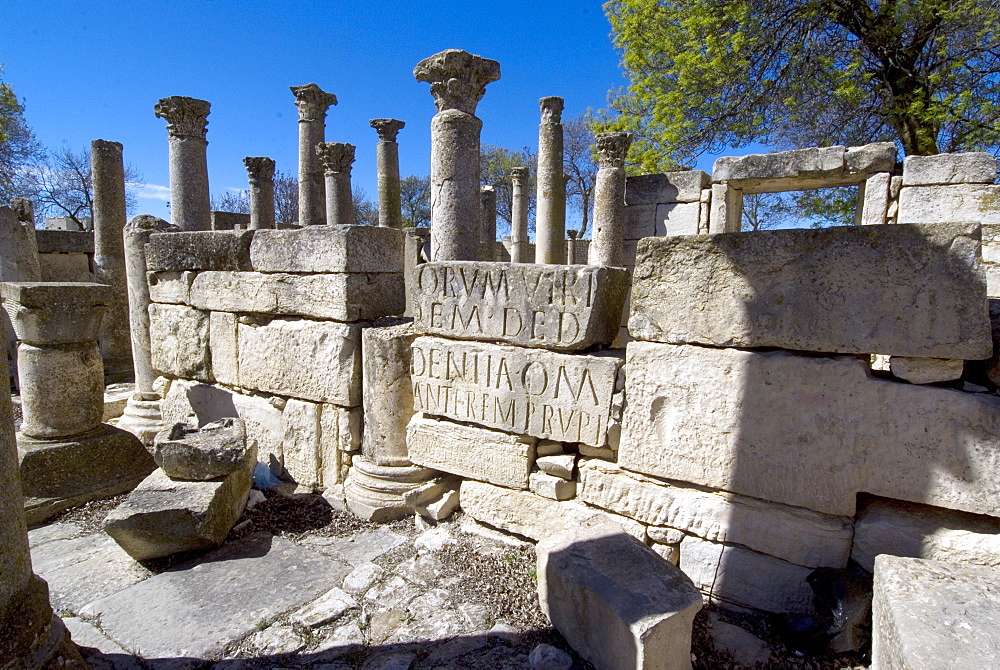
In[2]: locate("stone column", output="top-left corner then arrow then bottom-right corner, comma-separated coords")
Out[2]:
535,96 -> 567,264
91,139 -> 133,377
370,119 -> 405,228
480,185 -> 497,261
243,157 -> 276,230
510,166 -> 530,263
414,49 -> 501,261
316,142 -> 356,226
589,132 -> 633,267
291,84 -> 338,226
118,215 -> 178,446
154,96 -> 211,231
1,283 -> 155,524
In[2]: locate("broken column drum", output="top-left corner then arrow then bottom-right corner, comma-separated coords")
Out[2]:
154,96 -> 212,232
414,48 -> 501,261
510,166 -> 530,263
535,96 -> 567,265
480,185 -> 497,260
316,142 -> 356,226
371,118 -> 405,228
243,156 -> 276,230
589,131 -> 633,267
292,83 -> 338,226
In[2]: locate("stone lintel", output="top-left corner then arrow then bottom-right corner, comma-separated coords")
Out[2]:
146,230 -> 255,272
35,229 -> 95,254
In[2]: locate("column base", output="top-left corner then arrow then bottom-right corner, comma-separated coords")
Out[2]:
0,576 -> 88,669
344,455 -> 436,523
116,393 -> 165,448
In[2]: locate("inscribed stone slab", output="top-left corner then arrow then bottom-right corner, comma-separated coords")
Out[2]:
249,226 -> 404,274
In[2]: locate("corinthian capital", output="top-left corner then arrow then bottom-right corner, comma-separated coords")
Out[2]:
413,49 -> 501,115
595,132 -> 634,168
539,96 -> 564,125
291,83 -> 338,122
370,118 -> 406,142
243,157 -> 275,185
316,142 -> 356,174
154,96 -> 211,139
510,166 -> 529,187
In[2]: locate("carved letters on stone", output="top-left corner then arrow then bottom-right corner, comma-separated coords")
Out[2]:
154,96 -> 211,139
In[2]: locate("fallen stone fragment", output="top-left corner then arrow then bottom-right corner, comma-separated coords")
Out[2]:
529,470 -> 576,500
529,643 -> 573,670
290,587 -> 357,628
152,418 -> 249,480
536,453 -> 576,480
888,356 -> 964,384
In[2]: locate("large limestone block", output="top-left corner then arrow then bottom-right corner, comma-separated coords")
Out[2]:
411,336 -> 623,445
249,226 -> 404,274
657,202 -> 700,237
146,230 -> 255,272
852,497 -> 1000,573
625,171 -> 709,205
281,399 -> 322,489
983,223 -> 1000,263
629,222 -> 991,360
148,303 -> 211,380
362,319 -> 416,467
460,479 -> 646,542
152,418 -> 250,481
625,204 -> 657,240
147,271 -> 194,304
902,152 -> 998,186
102,445 -> 255,561
537,522 -> 703,670
209,310 -> 239,387
620,341 -> 1000,517
872,556 -> 1000,670
888,356 -> 963,384
407,413 -> 536,489
578,460 -> 852,568
35,229 -> 94,254
412,262 -> 629,350
238,318 -> 362,405
897,183 -> 1000,226
38,252 -> 92,283
713,145 -> 847,192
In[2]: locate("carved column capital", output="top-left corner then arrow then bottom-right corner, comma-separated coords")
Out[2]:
9,197 -> 33,224
154,96 -> 211,139
370,118 -> 406,142
539,96 -> 564,124
510,166 -> 529,187
291,83 -> 338,122
413,49 -> 501,115
316,142 -> 356,175
243,156 -> 275,184
595,132 -> 634,168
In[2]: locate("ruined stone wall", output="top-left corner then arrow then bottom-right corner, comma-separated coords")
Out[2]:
35,229 -> 95,283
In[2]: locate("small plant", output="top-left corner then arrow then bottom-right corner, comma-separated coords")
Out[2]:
255,618 -> 270,632
56,609 -> 73,618
398,610 -> 415,624
527,565 -> 537,581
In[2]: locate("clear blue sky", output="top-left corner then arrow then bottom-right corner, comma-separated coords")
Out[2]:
2,0 -> 726,225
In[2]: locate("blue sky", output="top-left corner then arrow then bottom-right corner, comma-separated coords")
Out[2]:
3,0 -> 722,225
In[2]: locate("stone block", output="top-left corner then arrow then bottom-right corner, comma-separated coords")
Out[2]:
529,470 -> 576,500
579,460 -> 852,568
148,303 -> 211,380
37,253 -> 92,283
872,555 -> 1000,670
147,271 -> 195,304
851,497 -> 1000,573
844,142 -> 898,174
984,223 -> 1000,263
902,152 -> 998,186
625,171 -> 709,205
536,453 -> 575,480
249,225 -> 404,274
411,336 -> 623,445
209,310 -> 239,386
362,320 -> 416,467
211,210 -> 250,230
625,204 -> 657,239
713,145 -> 848,192
897,183 -> 1000,225
889,356 -> 964,384
152,418 -> 250,481
857,172 -> 891,226
708,183 -> 742,233
146,230 -> 255,271
620,341 -> 1000,517
320,404 -> 361,488
238,318 -> 361,405
34,229 -> 94,254
1,281 -> 111,344
629,222 -> 991,360
281,399 -> 322,489
656,202 -> 701,236
412,262 -> 629,350
0,206 -> 41,282
407,413 -> 535,489
103,445 -> 255,561
537,522 -> 703,670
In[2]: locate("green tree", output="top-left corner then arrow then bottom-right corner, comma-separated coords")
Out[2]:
480,144 -> 536,238
0,65 -> 41,201
564,114 -> 600,237
604,0 -> 1000,173
400,175 -> 431,227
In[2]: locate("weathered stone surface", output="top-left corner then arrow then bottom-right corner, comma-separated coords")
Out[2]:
713,144 -> 893,193
62,616 -> 143,669
852,497 -> 1000,573
620,341 -> 1000,517
844,142 -> 898,174
147,271 -> 194,304
413,262 -> 628,350
17,341 -> 104,438
35,229 -> 94,254
872,555 -> 1000,670
407,413 -> 535,489
281,399 -> 322,488
529,471 -> 576,500
902,152 -> 998,186
152,418 -> 250,481
321,404 -> 361,487
579,460 -> 852,568
250,226 -> 404,273
148,303 -> 210,380
145,230 -> 254,271
103,446 -> 255,561
290,586 -> 358,628
858,171 -> 891,226
210,211 -> 250,230
412,336 -> 622,445
657,202 -> 701,237
625,171 -> 709,205
629,222 -> 991,360
0,206 -> 42,283
537,521 -> 702,670
38,253 -> 92,283
897,183 -> 1000,225
889,356 -> 964,384
460,479 -> 646,542
208,310 -> 239,386
536,453 -> 575,480
2,281 -> 111,344
362,320 -> 416,466
238,318 -> 361,405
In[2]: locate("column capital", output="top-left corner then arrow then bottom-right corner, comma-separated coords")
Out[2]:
370,118 -> 406,142
539,96 -> 564,124
595,132 -> 634,168
154,96 -> 210,139
9,197 -> 33,224
291,83 -> 338,122
413,49 -> 501,115
0,282 -> 111,345
316,142 -> 356,175
510,166 -> 529,186
243,156 -> 275,184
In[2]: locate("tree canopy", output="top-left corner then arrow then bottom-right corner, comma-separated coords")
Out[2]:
604,0 -> 1000,173
0,65 -> 41,202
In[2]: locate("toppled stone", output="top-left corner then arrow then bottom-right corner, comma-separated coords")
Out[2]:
145,230 -> 255,271
889,356 -> 964,384
529,471 -> 576,501
536,453 -> 575,480
707,612 -> 772,668
342,562 -> 387,594
249,226 -> 404,273
528,643 -> 573,670
152,418 -> 249,481
901,152 -> 998,186
537,522 -> 702,670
